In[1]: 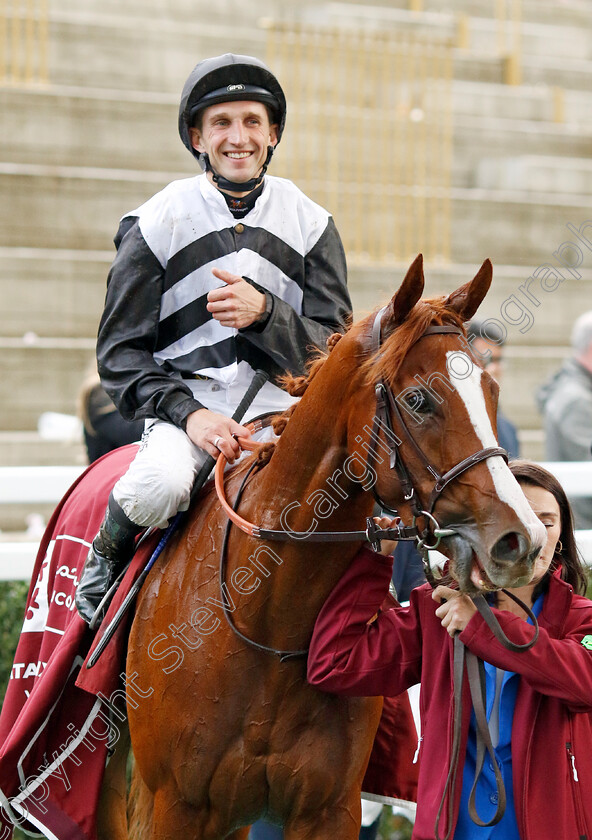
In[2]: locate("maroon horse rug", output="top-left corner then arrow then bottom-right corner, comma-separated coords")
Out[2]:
0,446 -> 152,839
0,447 -> 418,840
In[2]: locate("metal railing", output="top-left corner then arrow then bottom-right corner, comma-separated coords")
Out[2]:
265,21 -> 454,265
0,0 -> 49,86
1,462 -> 592,580
495,0 -> 522,85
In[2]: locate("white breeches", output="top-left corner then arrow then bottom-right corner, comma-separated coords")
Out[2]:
112,379 -> 288,529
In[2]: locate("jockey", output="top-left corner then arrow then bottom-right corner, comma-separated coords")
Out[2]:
75,53 -> 351,624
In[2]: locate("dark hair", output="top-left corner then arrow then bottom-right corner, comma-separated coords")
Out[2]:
467,319 -> 506,347
509,460 -> 588,595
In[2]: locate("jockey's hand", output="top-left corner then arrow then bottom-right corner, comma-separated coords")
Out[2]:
373,516 -> 399,557
185,408 -> 251,462
207,268 -> 266,329
432,585 -> 477,637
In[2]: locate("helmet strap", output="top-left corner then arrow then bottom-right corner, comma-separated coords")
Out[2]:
204,146 -> 275,194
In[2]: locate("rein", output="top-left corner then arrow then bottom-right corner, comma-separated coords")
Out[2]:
218,458 -> 309,662
435,593 -> 539,840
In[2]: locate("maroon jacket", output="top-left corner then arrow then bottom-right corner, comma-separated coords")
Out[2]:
307,546 -> 592,839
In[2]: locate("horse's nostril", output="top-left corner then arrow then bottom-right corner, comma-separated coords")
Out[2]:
491,531 -> 529,564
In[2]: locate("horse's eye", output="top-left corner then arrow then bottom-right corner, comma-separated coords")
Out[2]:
404,389 -> 431,413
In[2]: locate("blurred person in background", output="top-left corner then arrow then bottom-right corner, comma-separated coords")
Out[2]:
468,319 -> 520,459
77,366 -> 144,464
537,310 -> 592,530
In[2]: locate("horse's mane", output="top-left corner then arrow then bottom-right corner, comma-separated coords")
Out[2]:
362,296 -> 466,390
257,295 -> 466,463
280,295 -> 465,399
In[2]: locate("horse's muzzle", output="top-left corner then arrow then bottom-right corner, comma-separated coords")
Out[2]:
443,526 -> 541,593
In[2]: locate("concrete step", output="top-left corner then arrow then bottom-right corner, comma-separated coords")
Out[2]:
1,161 -> 591,265
0,326 -> 564,409
50,0 -> 585,43
325,3 -> 592,63
517,429 -> 544,463
6,89 -> 592,207
0,338 -> 94,431
453,81 -> 554,124
452,80 -> 592,129
349,262 -> 592,350
467,15 -> 592,63
452,49 -> 592,92
496,345 -> 570,433
0,86 -> 185,173
39,7 -> 592,98
0,503 -> 54,535
475,155 -> 592,195
0,432 -> 86,467
0,435 -> 84,529
447,188 -> 591,266
0,162 -> 176,250
53,0 -> 277,23
0,336 -> 563,453
319,184 -> 591,265
0,247 -> 111,338
5,85 -> 592,186
382,0 -> 591,31
47,12 -> 266,93
519,53 -> 592,93
2,247 -> 590,351
453,118 -> 592,189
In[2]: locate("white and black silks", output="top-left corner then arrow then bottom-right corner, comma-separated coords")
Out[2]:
96,172 -> 351,431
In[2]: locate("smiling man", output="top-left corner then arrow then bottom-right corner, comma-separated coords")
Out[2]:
190,100 -> 278,198
75,53 -> 351,625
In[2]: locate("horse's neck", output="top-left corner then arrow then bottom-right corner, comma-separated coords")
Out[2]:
257,379 -> 371,533
230,374 -> 375,634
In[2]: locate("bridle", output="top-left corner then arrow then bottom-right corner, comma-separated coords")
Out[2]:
215,307 -> 507,563
214,307 -> 515,662
364,307 -> 508,561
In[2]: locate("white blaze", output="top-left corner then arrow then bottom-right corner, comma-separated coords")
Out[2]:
445,351 -> 546,548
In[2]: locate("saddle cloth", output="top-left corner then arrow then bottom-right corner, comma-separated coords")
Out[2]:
0,446 -> 152,840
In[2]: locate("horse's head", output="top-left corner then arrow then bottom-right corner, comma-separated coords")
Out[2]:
344,255 -> 545,593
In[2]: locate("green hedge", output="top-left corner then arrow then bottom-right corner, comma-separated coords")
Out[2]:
0,582 -> 36,838
0,581 -> 29,707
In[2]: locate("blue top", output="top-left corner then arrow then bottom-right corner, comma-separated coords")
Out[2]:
454,593 -> 544,839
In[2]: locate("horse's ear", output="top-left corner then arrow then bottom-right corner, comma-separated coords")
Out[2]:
383,254 -> 425,332
444,259 -> 493,321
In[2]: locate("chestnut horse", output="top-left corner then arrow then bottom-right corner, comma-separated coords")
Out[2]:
104,255 -> 544,840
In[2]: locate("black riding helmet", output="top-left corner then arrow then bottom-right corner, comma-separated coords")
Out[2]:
178,53 -> 287,192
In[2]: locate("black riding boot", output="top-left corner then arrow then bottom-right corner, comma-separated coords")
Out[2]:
75,494 -> 143,625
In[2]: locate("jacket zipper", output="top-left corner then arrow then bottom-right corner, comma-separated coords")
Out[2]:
412,734 -> 423,764
566,739 -> 588,839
